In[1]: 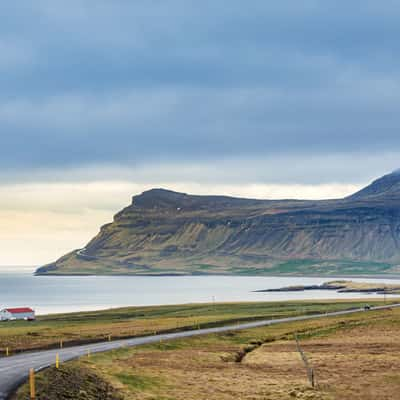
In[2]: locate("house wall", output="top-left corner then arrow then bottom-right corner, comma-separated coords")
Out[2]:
11,312 -> 35,320
0,311 -> 12,320
0,310 -> 35,320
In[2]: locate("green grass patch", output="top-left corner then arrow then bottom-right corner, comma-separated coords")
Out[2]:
114,373 -> 163,391
266,259 -> 394,275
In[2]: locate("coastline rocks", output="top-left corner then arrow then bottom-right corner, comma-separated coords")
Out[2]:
255,280 -> 400,295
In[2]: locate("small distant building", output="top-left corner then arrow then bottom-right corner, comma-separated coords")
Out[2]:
0,307 -> 35,321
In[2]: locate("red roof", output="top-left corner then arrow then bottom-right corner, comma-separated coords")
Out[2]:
6,307 -> 34,314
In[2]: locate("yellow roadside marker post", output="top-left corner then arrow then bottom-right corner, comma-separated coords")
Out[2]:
6,347 -> 9,357
56,353 -> 60,369
108,334 -> 111,342
29,368 -> 35,400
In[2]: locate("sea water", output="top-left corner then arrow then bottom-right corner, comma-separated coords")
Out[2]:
0,267 -> 399,315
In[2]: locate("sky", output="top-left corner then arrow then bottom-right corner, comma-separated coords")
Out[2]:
2,1 -> 400,266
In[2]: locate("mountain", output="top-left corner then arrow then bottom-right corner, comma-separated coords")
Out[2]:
348,170 -> 400,200
36,171 -> 400,276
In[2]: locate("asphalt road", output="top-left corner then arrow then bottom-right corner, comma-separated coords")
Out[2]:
1,303 -> 398,399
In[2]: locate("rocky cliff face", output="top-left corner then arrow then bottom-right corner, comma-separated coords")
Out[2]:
37,171 -> 400,275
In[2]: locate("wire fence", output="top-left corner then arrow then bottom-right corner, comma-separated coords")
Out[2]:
294,333 -> 316,388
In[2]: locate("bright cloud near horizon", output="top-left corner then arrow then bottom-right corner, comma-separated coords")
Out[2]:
1,1 -> 400,266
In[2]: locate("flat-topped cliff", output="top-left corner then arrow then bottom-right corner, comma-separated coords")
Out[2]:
37,170 -> 400,276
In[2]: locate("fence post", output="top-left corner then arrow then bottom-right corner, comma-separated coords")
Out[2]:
311,368 -> 315,388
29,368 -> 35,400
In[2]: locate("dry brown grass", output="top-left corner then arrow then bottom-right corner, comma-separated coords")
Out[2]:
90,341 -> 325,400
15,305 -> 400,399
242,309 -> 400,399
298,318 -> 400,398
82,308 -> 400,400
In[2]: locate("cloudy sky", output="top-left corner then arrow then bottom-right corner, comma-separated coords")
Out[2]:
2,1 -> 400,266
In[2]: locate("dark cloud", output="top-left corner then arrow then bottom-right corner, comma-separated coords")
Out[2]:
1,1 -> 400,180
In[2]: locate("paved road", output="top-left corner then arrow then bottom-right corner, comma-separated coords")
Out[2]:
1,303 -> 398,399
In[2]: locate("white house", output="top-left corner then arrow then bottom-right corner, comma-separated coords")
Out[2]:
0,307 -> 35,321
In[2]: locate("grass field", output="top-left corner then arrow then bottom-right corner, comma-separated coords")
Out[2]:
11,299 -> 400,400
0,300 -> 388,354
230,259 -> 395,276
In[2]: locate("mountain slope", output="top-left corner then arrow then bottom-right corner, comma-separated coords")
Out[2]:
349,170 -> 400,200
37,171 -> 400,276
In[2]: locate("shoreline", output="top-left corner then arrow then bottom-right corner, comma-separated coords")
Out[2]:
5,297 -> 397,318
33,272 -> 400,280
